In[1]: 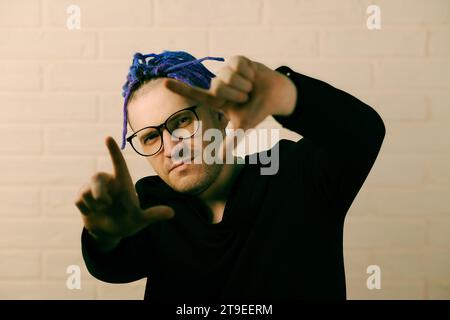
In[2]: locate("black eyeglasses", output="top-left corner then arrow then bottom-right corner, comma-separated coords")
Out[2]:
126,105 -> 200,157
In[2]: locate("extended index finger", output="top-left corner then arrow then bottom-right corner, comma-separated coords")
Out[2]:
164,78 -> 225,110
105,136 -> 131,181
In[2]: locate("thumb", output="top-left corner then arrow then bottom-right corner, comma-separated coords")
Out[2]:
141,205 -> 175,224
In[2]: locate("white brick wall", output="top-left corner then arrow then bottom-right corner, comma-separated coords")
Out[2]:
0,0 -> 449,300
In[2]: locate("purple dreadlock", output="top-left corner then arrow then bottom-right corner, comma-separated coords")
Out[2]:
120,50 -> 225,150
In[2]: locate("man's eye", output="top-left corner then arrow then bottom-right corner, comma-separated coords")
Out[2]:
177,116 -> 191,126
143,133 -> 158,143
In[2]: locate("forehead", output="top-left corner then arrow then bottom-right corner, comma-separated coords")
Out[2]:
127,78 -> 196,131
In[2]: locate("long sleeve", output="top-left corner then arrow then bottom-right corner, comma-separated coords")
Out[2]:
80,175 -> 176,284
273,65 -> 386,216
81,225 -> 154,283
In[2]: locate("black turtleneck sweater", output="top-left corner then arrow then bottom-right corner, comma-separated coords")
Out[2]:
81,65 -> 386,300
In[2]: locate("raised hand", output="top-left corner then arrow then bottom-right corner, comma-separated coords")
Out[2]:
164,55 -> 297,131
74,136 -> 174,251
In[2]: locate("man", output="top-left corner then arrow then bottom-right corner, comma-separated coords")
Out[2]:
75,50 -> 385,300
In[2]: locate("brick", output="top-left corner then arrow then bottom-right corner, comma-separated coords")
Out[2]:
0,94 -> 97,124
96,280 -> 146,299
428,154 -> 450,185
375,61 -> 450,87
0,221 -> 84,249
370,249 -> 427,279
266,0 -> 374,25
100,94 -> 124,123
424,250 -> 450,278
44,124 -> 122,155
371,249 -> 450,279
345,185 -> 374,216
96,154 -> 157,182
381,123 -> 450,152
321,29 -> 426,57
0,30 -> 96,59
429,219 -> 450,247
0,281 -> 96,299
428,279 -> 450,299
0,0 -> 448,301
265,59 -> 372,90
43,250 -> 97,282
361,186 -> 450,217
429,93 -> 450,122
155,0 -> 262,26
344,217 -> 426,248
357,92 -> 428,121
44,0 -> 152,28
0,63 -> 40,91
0,126 -> 42,155
376,0 -> 450,25
347,277 -> 425,299
44,187 -> 84,218
429,29 -> 450,56
210,29 -> 318,58
343,249 -> 374,279
100,30 -> 208,59
46,63 -> 127,92
0,251 -> 41,279
0,187 -> 41,217
300,60 -> 372,89
363,153 -> 427,188
0,157 -> 96,186
0,0 -> 40,27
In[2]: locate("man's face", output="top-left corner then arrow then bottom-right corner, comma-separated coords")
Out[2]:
127,78 -> 228,195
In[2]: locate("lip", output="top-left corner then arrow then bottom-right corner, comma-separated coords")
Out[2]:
169,162 -> 185,173
168,157 -> 194,173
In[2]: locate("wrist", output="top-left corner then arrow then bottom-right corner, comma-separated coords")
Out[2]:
272,70 -> 297,117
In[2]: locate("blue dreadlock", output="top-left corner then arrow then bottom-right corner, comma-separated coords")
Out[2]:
120,50 -> 225,150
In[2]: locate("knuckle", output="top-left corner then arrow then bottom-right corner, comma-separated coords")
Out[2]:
239,92 -> 248,101
210,80 -> 221,96
229,55 -> 240,64
209,77 -> 219,92
91,172 -> 102,181
81,188 -> 91,198
91,171 -> 108,182
75,200 -> 89,215
227,56 -> 241,70
236,56 -> 247,68
226,71 -> 238,85
235,55 -> 246,62
74,201 -> 82,211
